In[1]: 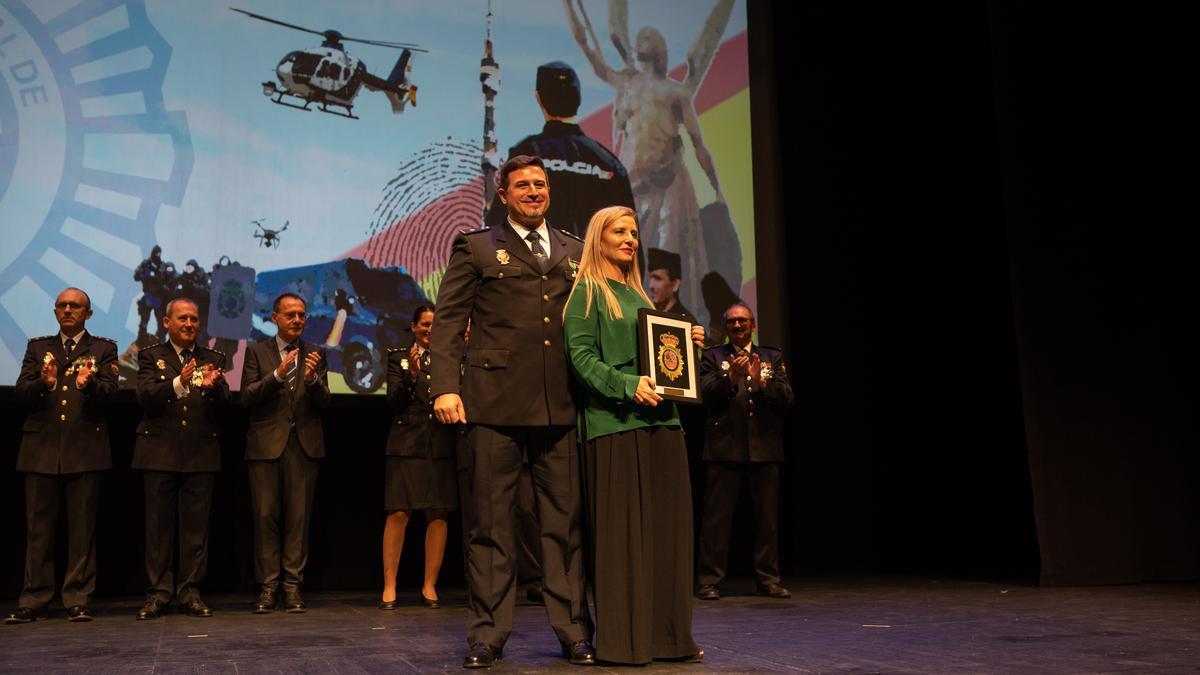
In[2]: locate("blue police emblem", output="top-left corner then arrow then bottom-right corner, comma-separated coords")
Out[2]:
0,0 -> 192,381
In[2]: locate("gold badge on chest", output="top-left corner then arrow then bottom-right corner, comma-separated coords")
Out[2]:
496,249 -> 510,265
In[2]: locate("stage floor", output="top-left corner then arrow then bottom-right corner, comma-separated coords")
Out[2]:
1,577 -> 1197,673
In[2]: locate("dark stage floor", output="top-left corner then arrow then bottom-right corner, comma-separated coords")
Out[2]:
1,577 -> 1198,673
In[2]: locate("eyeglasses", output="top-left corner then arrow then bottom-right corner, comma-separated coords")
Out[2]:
55,302 -> 86,310
725,317 -> 753,325
278,312 -> 307,320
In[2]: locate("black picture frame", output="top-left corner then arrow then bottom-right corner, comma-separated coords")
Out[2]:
636,307 -> 700,404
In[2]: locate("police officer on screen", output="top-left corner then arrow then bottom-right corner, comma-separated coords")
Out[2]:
485,61 -> 635,239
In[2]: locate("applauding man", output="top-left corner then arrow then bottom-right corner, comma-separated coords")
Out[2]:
6,288 -> 117,624
240,293 -> 330,614
133,298 -> 229,619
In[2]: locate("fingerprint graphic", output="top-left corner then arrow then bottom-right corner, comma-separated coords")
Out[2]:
363,138 -> 485,294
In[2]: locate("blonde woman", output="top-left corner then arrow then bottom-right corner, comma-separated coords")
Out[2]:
563,206 -> 705,665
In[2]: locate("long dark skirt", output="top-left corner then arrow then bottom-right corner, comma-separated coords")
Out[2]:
586,425 -> 699,665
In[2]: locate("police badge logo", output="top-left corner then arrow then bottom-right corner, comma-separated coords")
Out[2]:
496,249 -> 510,265
156,359 -> 167,370
656,333 -> 685,383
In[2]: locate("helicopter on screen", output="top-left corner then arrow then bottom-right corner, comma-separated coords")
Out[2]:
232,8 -> 426,120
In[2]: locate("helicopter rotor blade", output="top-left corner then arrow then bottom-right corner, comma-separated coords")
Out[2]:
339,36 -> 427,52
230,8 -> 325,38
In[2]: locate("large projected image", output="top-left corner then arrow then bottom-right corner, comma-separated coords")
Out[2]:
0,0 -> 755,393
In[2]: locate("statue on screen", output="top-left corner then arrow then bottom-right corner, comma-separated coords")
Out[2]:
564,0 -> 741,326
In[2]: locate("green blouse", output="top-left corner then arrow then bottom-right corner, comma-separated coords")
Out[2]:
564,278 -> 680,441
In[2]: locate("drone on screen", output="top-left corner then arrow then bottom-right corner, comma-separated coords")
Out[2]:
252,219 -> 288,248
232,8 -> 425,120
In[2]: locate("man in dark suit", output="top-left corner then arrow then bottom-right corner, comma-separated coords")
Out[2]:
240,292 -> 329,614
133,297 -> 229,620
432,155 -> 594,668
5,288 -> 117,624
696,303 -> 794,601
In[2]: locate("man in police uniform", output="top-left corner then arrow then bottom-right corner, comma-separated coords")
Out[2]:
133,297 -> 229,620
484,61 -> 634,239
696,303 -> 794,601
432,155 -> 594,668
5,288 -> 118,624
240,293 -> 329,614
647,248 -> 697,324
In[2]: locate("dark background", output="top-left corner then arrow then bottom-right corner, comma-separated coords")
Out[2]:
2,0 -> 1196,600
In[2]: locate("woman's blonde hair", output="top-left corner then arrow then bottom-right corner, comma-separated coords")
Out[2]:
564,206 -> 651,321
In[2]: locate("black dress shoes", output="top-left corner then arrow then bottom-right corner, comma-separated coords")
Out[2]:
697,584 -> 721,601
419,593 -> 440,609
757,583 -> 791,599
283,589 -> 306,613
463,642 -> 502,669
136,599 -> 163,620
5,607 -> 41,624
563,640 -> 596,665
184,599 -> 213,617
66,605 -> 93,622
253,586 -> 277,614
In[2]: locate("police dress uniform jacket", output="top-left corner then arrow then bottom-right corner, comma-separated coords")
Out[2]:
133,343 -> 230,472
430,223 -> 583,427
240,338 -> 330,460
14,333 -> 119,474
699,344 -> 794,462
485,121 -> 635,239
385,347 -> 454,458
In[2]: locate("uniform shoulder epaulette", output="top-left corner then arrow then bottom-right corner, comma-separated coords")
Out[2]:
387,347 -> 400,353
141,341 -> 167,353
200,345 -> 226,358
28,335 -> 54,342
557,228 -> 584,242
460,226 -> 490,236
92,335 -> 117,345
758,345 -> 782,353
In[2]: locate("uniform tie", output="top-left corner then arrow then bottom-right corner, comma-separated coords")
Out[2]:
526,231 -> 547,269
180,348 -> 192,365
64,337 -> 75,357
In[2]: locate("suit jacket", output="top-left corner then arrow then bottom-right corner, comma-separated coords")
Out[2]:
700,343 -> 794,462
384,347 -> 455,458
239,338 -> 330,460
14,333 -> 118,474
132,342 -> 230,472
430,223 -> 583,427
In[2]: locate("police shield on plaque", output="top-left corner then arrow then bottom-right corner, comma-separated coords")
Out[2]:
636,308 -> 700,404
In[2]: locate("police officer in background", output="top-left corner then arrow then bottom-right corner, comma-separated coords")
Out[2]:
696,303 -> 794,602
134,246 -> 171,345
646,248 -> 698,324
133,297 -> 229,620
485,61 -> 635,239
6,288 -> 118,624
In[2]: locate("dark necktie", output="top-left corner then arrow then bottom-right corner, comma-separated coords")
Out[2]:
64,338 -> 75,357
180,348 -> 192,365
285,344 -> 298,391
526,231 -> 547,269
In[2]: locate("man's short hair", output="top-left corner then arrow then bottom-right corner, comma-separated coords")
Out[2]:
272,292 -> 307,313
61,287 -> 92,310
165,297 -> 198,318
647,248 -> 682,280
536,61 -> 581,117
497,155 -> 546,191
724,302 -> 756,322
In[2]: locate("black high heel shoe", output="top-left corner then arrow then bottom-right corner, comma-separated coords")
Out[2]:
419,593 -> 440,609
378,596 -> 397,610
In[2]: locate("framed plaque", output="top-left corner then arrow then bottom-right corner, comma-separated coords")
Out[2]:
636,307 -> 700,404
